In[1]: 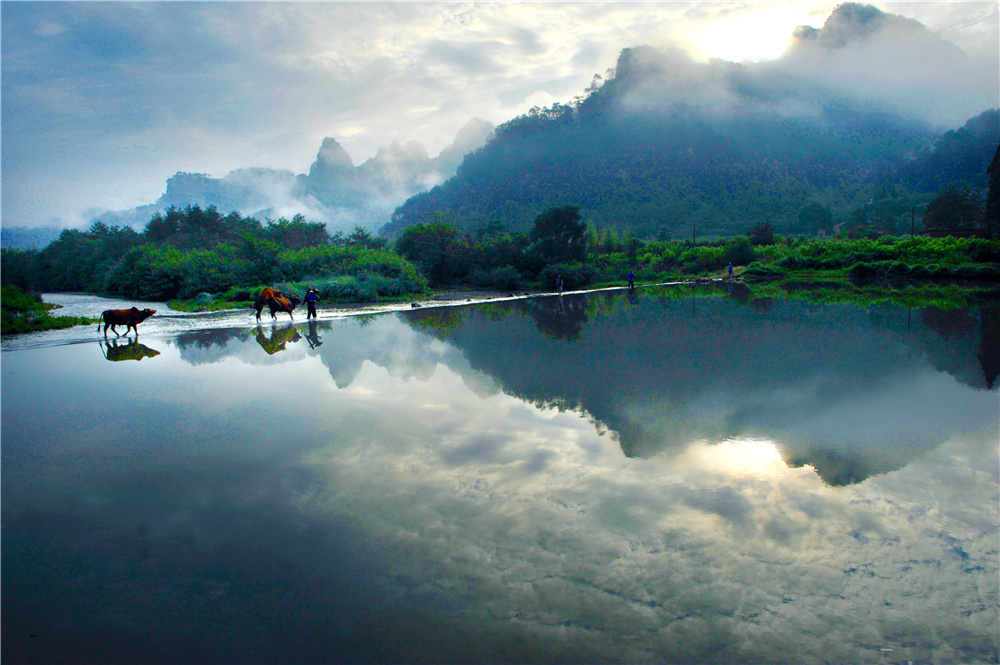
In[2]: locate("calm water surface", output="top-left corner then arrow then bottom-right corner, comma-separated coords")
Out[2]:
3,287 -> 998,664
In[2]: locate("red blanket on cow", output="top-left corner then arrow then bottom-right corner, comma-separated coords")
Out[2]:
254,288 -> 301,321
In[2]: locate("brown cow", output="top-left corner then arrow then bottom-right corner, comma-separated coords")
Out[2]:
98,307 -> 157,337
254,288 -> 301,321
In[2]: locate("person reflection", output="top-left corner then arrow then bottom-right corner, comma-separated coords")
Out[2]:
254,324 -> 302,355
979,305 -> 1000,389
99,337 -> 161,362
519,296 -> 588,341
628,288 -> 637,304
306,319 -> 323,348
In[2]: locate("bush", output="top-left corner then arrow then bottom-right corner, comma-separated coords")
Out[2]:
537,263 -> 596,290
723,239 -> 755,266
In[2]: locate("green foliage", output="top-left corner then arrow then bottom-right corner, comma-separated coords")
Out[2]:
527,205 -> 587,266
723,239 -> 755,266
1,284 -> 46,311
4,204 -> 427,308
385,82 -> 996,241
537,263 -> 596,290
748,221 -> 776,246
922,187 -> 985,233
264,214 -> 330,249
395,220 -> 464,286
0,285 -> 96,336
985,142 -> 1000,238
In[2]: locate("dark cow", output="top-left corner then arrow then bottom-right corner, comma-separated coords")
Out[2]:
254,288 -> 301,321
98,307 -> 156,337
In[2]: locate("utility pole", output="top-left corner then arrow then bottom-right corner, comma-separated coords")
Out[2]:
911,207 -> 915,235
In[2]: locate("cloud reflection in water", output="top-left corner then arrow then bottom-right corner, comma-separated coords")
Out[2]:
296,358 -> 997,664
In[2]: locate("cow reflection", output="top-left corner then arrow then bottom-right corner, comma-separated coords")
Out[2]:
254,324 -> 302,355
99,338 -> 161,362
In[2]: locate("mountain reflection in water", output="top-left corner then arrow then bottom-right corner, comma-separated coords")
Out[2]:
399,288 -> 999,485
4,288 -> 996,664
164,287 -> 999,485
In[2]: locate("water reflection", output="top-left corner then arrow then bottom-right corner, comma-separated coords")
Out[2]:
397,289 -> 999,486
2,290 -> 997,665
254,323 -> 302,355
305,319 -> 324,348
99,337 -> 161,362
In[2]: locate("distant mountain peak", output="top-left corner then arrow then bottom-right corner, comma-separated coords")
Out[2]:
313,137 -> 354,172
790,2 -> 954,54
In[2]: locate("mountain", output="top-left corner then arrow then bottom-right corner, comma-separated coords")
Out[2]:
901,110 -> 1000,193
1,225 -> 67,250
0,118 -> 496,249
383,4 -> 999,240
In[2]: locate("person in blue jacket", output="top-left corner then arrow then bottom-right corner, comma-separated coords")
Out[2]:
304,287 -> 320,319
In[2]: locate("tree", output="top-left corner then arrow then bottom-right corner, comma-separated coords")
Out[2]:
983,143 -> 1000,238
265,214 -> 330,249
345,225 -> 388,250
395,220 -> 463,285
922,187 -> 984,234
797,203 -> 832,235
748,221 -> 775,246
528,205 -> 586,264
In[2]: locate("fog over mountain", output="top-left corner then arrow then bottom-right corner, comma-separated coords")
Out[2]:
386,4 -> 999,239
2,3 -> 996,249
79,117 -> 494,238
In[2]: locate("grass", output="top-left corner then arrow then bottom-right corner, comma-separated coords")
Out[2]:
1,285 -> 99,336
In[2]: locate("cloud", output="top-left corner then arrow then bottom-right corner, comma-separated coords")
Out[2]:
32,301 -> 992,661
2,2 -> 996,228
770,3 -> 998,127
294,359 -> 999,663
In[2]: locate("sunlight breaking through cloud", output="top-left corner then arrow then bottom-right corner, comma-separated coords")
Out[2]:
296,361 -> 999,664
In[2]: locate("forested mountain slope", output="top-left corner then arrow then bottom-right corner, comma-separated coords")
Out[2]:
384,6 -> 998,241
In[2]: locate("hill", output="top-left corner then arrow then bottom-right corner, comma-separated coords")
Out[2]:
383,5 -> 998,240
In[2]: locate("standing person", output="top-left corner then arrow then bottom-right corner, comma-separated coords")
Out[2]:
556,275 -> 564,294
304,287 -> 319,319
627,269 -> 635,291
728,263 -> 734,280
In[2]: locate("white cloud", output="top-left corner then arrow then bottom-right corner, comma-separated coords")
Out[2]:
292,359 -> 998,663
2,2 -> 996,228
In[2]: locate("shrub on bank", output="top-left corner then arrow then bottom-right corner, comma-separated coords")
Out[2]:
0,285 -> 97,335
537,263 -> 596,290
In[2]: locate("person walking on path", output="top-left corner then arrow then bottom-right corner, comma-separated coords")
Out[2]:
627,269 -> 635,291
305,287 -> 320,319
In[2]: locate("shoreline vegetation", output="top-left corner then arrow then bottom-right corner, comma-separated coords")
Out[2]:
3,268 -> 997,338
2,204 -> 998,336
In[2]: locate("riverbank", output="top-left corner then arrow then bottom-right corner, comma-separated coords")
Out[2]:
4,273 -> 998,339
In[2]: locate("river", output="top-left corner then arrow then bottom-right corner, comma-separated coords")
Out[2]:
3,287 -> 998,664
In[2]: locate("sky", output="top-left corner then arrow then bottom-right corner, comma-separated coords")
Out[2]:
2,1 -> 998,229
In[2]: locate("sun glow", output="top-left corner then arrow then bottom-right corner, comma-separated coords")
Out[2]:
692,6 -> 821,62
692,438 -> 790,477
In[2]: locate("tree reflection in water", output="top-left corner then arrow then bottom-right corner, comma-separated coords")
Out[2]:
399,288 -> 999,486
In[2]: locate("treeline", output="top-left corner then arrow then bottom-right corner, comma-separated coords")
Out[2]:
1,205 -> 426,303
395,205 -> 1000,292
